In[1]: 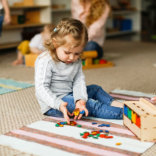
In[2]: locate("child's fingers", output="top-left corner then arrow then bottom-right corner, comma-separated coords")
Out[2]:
74,115 -> 78,120
67,111 -> 73,116
84,108 -> 89,116
64,114 -> 70,124
78,114 -> 83,120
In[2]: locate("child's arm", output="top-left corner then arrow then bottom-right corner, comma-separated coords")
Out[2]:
35,54 -> 64,111
29,34 -> 44,54
30,47 -> 42,54
72,61 -> 88,119
73,61 -> 88,104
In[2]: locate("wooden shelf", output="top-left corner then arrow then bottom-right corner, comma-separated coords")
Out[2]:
52,8 -> 70,12
107,31 -> 137,37
0,42 -> 20,49
3,23 -> 49,30
10,5 -> 49,9
112,10 -> 138,15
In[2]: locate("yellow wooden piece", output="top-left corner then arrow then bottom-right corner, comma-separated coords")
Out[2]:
132,111 -> 136,123
81,51 -> 97,59
85,58 -> 92,66
25,53 -> 39,67
73,108 -> 80,116
116,142 -> 122,146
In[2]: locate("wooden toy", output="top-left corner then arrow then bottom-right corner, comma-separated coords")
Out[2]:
25,53 -> 38,67
81,51 -> 114,69
25,50 -> 114,68
123,98 -> 156,142
73,108 -> 80,116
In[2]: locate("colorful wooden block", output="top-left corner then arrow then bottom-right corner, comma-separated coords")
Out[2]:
136,114 -> 141,128
124,105 -> 128,116
81,51 -> 114,69
132,111 -> 136,124
128,108 -> 132,120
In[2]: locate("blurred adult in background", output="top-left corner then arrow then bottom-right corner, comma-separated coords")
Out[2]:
71,0 -> 111,58
0,0 -> 11,36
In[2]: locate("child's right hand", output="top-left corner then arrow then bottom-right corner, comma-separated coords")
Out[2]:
60,102 -> 73,124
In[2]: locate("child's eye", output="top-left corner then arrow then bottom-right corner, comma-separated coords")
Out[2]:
65,51 -> 70,55
75,53 -> 81,56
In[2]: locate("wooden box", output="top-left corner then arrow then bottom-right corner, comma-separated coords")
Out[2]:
25,53 -> 39,67
11,15 -> 18,25
23,0 -> 34,6
25,11 -> 40,24
123,98 -> 156,141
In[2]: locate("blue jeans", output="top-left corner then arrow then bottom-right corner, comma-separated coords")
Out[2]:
0,15 -> 4,36
84,41 -> 104,59
45,85 -> 123,119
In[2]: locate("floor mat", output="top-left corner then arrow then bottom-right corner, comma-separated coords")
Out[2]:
0,78 -> 34,95
0,89 -> 155,156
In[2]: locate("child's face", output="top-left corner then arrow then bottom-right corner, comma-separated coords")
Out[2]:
55,36 -> 84,64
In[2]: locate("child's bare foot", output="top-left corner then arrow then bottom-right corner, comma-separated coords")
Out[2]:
111,101 -> 123,108
12,59 -> 23,66
151,97 -> 156,105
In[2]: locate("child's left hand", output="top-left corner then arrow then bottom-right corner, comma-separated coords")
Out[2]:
74,100 -> 88,120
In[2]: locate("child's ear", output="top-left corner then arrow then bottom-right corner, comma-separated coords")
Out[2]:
52,38 -> 58,48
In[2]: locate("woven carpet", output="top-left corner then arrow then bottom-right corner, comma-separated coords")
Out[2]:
0,89 -> 156,156
0,78 -> 34,95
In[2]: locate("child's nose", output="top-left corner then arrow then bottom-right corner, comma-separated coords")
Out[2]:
69,54 -> 74,60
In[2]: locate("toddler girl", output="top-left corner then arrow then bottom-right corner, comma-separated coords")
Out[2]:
35,18 -> 123,124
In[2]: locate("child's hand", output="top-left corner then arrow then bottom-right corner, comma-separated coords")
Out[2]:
60,102 -> 73,124
74,100 -> 88,120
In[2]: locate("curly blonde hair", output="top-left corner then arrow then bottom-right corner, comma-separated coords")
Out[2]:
80,0 -> 111,27
45,18 -> 88,61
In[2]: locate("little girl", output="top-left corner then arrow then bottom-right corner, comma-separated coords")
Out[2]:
35,18 -> 123,124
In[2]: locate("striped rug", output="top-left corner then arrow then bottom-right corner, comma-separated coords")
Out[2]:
0,78 -> 34,95
0,89 -> 155,156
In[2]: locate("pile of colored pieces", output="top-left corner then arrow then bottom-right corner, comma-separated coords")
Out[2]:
80,130 -> 113,139
55,121 -> 82,127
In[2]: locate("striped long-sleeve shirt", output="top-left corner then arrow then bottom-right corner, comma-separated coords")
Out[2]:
35,51 -> 88,114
